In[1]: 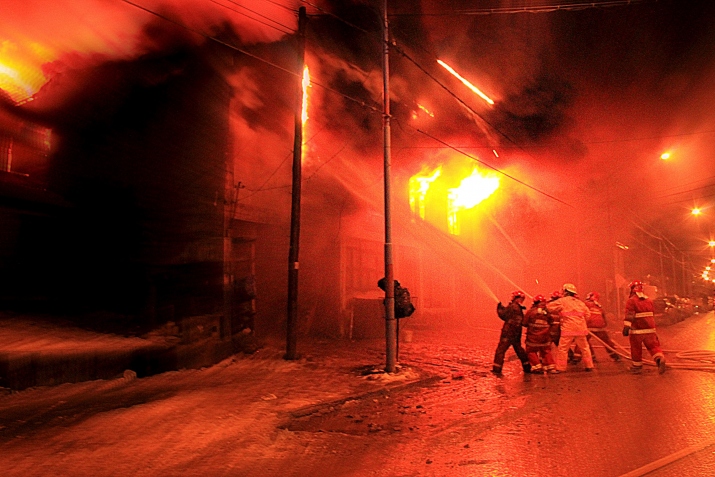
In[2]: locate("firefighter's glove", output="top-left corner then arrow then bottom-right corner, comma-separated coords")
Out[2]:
496,302 -> 506,321
622,326 -> 630,337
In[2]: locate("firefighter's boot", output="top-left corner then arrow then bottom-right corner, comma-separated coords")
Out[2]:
522,362 -> 532,374
656,356 -> 666,374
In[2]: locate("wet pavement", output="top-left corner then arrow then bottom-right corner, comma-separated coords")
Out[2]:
0,311 -> 713,476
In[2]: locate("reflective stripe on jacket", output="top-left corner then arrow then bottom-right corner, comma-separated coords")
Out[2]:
523,305 -> 552,347
546,296 -> 590,336
624,295 -> 657,331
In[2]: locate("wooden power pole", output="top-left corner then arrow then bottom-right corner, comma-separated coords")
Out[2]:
285,6 -> 307,360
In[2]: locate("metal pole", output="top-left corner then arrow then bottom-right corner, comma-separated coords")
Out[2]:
682,251 -> 687,297
670,246 -> 677,296
221,174 -> 233,340
285,6 -> 307,360
382,0 -> 396,373
659,239 -> 666,296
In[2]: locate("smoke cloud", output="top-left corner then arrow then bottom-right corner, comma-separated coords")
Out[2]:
3,0 -> 715,333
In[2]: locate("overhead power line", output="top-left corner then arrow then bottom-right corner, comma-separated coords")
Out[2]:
390,0 -> 654,16
407,124 -> 574,209
120,0 -> 382,115
206,0 -> 295,34
296,0 -> 372,34
652,182 -> 715,200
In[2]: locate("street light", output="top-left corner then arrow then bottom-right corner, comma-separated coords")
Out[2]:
692,208 -> 702,216
709,240 -> 715,247
660,152 -> 671,160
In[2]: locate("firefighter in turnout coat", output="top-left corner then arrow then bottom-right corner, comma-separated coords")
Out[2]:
623,281 -> 666,374
546,283 -> 594,372
522,295 -> 557,374
492,291 -> 531,375
584,292 -> 620,361
547,290 -> 562,348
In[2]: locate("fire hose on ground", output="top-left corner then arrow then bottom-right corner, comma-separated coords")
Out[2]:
588,331 -> 715,372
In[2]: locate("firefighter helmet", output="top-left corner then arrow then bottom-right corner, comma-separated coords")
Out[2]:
550,290 -> 562,300
511,290 -> 526,301
562,283 -> 578,295
533,294 -> 546,304
586,291 -> 600,301
629,280 -> 644,292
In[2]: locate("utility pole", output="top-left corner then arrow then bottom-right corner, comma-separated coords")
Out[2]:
670,245 -> 677,296
659,239 -> 666,296
682,251 -> 688,297
285,6 -> 307,360
221,170 -> 234,340
382,0 -> 397,373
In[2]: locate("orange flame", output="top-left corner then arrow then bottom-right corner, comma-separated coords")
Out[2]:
447,167 -> 499,235
0,40 -> 53,103
301,65 -> 310,125
437,59 -> 494,105
409,165 -> 442,220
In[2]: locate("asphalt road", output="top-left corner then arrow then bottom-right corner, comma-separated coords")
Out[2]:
1,311 -> 714,477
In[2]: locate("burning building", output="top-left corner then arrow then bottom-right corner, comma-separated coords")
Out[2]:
1,0 -> 713,350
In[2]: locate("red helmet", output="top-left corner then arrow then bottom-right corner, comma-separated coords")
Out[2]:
511,290 -> 526,301
586,291 -> 600,301
550,290 -> 562,300
629,281 -> 643,292
533,294 -> 546,304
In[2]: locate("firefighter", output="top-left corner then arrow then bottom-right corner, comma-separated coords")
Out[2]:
546,283 -> 594,372
623,281 -> 666,374
584,291 -> 620,362
547,290 -> 562,348
492,291 -> 531,375
522,295 -> 557,374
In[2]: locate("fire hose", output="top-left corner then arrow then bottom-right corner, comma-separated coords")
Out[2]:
588,331 -> 715,372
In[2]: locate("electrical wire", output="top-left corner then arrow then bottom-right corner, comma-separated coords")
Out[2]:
205,0 -> 295,35
390,0 -> 655,16
119,0 -> 383,115
259,0 -> 296,12
405,123 -> 575,208
297,0 -> 372,34
656,174 -> 715,194
122,0 -> 701,220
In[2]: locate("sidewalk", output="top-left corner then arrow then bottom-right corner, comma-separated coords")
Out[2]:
0,312 -> 446,393
0,313 -> 234,390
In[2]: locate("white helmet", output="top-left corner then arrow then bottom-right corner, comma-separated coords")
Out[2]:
562,283 -> 577,295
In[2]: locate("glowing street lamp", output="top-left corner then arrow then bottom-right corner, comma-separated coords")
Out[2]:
709,240 -> 715,247
692,208 -> 702,216
660,152 -> 671,160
